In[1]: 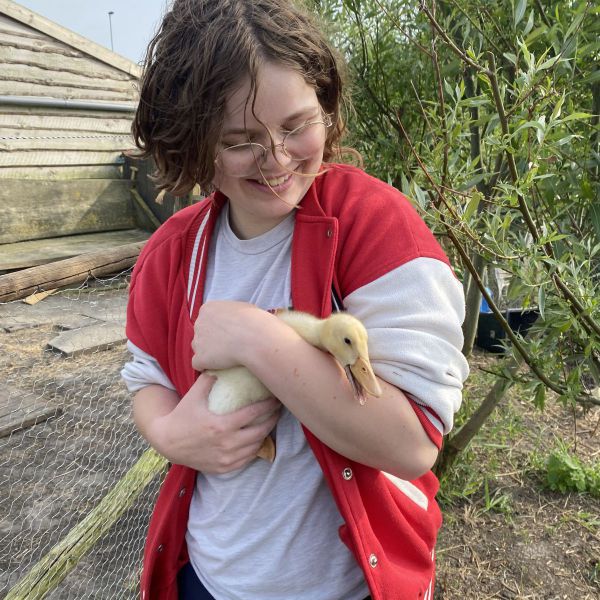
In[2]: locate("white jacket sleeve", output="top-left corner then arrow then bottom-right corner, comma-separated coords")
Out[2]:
344,257 -> 469,435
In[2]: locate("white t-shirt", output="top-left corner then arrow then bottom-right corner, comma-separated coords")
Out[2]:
124,205 -> 369,600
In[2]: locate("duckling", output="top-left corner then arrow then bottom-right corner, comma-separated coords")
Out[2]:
206,310 -> 382,462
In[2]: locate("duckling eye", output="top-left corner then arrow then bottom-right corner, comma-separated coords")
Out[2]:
344,337 -> 352,345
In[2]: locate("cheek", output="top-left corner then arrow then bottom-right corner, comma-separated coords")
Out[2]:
211,167 -> 225,190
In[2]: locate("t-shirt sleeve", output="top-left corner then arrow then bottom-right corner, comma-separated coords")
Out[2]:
121,340 -> 176,393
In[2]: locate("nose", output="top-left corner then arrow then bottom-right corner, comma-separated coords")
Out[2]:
261,138 -> 292,169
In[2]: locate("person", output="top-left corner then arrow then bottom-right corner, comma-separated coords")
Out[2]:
121,1 -> 469,598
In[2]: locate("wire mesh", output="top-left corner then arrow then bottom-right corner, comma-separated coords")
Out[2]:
0,272 -> 163,599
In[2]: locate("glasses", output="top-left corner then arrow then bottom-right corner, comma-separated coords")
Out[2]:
215,114 -> 333,177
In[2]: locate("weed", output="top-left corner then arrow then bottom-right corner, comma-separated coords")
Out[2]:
543,443 -> 600,497
559,511 -> 600,533
478,477 -> 513,516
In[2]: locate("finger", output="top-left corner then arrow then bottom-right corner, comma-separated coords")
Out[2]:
212,454 -> 254,474
227,397 -> 282,429
223,439 -> 273,472
232,412 -> 280,448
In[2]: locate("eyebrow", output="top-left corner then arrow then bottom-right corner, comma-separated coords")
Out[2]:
221,106 -> 320,136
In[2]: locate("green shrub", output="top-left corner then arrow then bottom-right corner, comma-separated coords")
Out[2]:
544,446 -> 600,497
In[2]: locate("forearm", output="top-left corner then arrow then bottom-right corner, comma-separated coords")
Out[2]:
243,314 -> 438,480
132,384 -> 180,455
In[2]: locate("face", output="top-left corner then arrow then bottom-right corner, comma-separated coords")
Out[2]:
213,61 -> 326,239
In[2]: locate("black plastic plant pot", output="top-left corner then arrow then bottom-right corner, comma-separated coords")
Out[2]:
475,308 -> 539,354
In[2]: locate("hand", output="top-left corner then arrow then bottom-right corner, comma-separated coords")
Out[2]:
153,373 -> 281,473
191,300 -> 268,371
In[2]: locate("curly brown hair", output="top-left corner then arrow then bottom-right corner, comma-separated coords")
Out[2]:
132,0 -> 348,195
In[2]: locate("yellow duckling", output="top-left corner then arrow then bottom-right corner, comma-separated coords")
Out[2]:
206,310 -> 382,462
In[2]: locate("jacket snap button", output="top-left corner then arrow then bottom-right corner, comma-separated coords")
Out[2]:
342,467 -> 353,480
179,487 -> 186,497
369,553 -> 378,568
326,228 -> 333,238
157,544 -> 164,553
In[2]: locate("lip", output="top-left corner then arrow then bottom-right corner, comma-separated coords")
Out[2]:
245,171 -> 295,193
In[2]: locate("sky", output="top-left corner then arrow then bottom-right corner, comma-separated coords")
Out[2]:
14,0 -> 169,65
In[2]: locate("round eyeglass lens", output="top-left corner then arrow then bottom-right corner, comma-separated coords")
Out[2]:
216,120 -> 329,177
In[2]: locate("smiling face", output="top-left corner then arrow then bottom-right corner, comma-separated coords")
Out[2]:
213,61 -> 326,239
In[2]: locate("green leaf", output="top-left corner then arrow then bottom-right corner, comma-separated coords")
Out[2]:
538,285 -> 545,320
520,39 -> 533,68
411,181 -> 428,210
514,0 -> 527,27
400,172 -> 410,196
538,55 -> 560,71
525,25 -> 549,45
550,93 -> 565,122
514,120 -> 545,136
444,79 -> 453,98
463,191 -> 483,220
536,115 -> 546,143
458,174 -> 486,191
564,12 -> 585,41
534,382 -> 546,410
524,9 -> 534,35
590,203 -> 600,240
558,112 -> 593,123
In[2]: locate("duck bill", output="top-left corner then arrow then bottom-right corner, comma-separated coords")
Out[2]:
347,357 -> 382,399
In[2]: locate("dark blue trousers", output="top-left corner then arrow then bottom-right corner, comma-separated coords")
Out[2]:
177,562 -> 216,599
177,562 -> 373,599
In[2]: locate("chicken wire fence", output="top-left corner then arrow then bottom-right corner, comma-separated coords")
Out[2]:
0,272 -> 165,599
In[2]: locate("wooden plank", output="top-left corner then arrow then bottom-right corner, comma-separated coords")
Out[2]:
0,229 -> 151,270
47,322 -> 126,357
0,241 -> 145,302
131,189 -> 161,230
0,46 -> 134,81
0,80 -> 138,102
0,113 -> 133,134
0,386 -> 62,439
0,178 -> 135,244
0,79 -> 137,103
0,165 -> 123,180
0,150 -> 124,167
0,0 -> 142,78
0,132 -> 135,152
0,63 -> 137,93
0,14 -> 47,38
23,289 -> 57,304
0,32 -> 82,58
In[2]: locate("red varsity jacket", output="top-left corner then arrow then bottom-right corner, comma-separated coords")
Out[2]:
126,164 -> 453,599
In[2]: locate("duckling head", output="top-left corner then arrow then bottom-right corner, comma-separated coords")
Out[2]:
320,313 -> 383,402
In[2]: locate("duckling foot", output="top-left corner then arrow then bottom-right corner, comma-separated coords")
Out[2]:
256,435 -> 276,462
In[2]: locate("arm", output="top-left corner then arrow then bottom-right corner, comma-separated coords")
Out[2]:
132,376 -> 281,474
192,302 -> 438,480
245,313 -> 438,479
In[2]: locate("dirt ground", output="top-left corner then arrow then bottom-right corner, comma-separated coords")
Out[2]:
435,351 -> 599,600
0,280 -> 598,599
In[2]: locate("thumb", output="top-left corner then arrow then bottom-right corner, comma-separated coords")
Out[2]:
183,372 -> 216,407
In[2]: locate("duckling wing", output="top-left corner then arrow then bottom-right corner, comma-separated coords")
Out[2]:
206,366 -> 271,414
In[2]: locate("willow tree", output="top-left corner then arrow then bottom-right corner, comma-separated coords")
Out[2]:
318,0 -> 600,473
